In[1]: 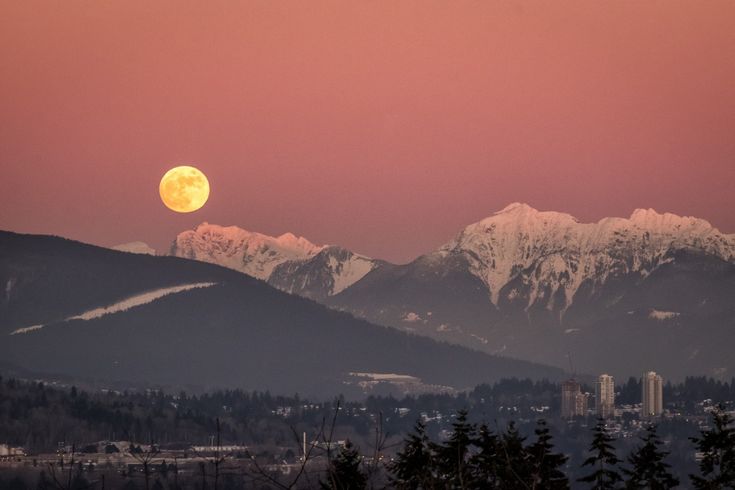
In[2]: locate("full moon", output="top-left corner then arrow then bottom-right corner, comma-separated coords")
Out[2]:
159,165 -> 210,213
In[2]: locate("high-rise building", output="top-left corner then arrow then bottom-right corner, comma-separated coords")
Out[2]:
562,379 -> 588,418
595,374 -> 615,418
642,371 -> 663,417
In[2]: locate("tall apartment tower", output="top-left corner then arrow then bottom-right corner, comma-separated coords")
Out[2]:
595,374 -> 615,418
561,379 -> 588,418
642,371 -> 663,417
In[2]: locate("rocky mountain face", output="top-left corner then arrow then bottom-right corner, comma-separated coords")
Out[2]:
438,202 -> 735,311
170,223 -> 381,299
171,223 -> 325,280
268,246 -> 385,300
327,204 -> 735,380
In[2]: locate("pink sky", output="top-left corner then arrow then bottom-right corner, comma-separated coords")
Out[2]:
1,1 -> 734,263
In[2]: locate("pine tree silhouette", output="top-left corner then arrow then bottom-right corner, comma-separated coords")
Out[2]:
497,421 -> 532,489
433,409 -> 477,489
623,424 -> 679,489
528,419 -> 569,489
689,404 -> 735,489
469,423 -> 501,488
389,420 -> 437,490
578,419 -> 623,489
321,440 -> 367,490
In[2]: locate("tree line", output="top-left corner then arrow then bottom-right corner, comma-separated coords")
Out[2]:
323,407 -> 735,489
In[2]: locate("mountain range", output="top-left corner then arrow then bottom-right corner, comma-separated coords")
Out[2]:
170,203 -> 735,380
0,230 -> 562,398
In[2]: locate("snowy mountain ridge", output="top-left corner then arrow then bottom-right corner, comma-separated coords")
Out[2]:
170,223 -> 380,298
171,222 -> 326,280
170,205 -> 733,310
438,202 -> 735,309
112,241 -> 156,255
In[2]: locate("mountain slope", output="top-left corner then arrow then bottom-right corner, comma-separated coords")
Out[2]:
268,246 -> 385,300
328,204 -> 735,379
0,230 -> 564,397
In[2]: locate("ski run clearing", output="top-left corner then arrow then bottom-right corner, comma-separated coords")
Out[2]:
10,282 -> 217,335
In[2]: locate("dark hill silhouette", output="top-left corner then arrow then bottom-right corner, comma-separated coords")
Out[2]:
0,231 -> 565,397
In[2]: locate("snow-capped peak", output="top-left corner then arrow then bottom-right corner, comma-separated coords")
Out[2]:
171,223 -> 325,280
496,202 -> 531,214
171,223 -> 381,298
112,241 -> 156,255
440,204 -> 735,309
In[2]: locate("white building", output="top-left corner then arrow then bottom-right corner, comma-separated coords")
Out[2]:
596,374 -> 615,418
642,371 -> 663,417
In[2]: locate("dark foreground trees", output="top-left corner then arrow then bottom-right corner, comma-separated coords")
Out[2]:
389,414 -> 569,489
690,405 -> 735,489
622,424 -> 679,489
0,376 -> 733,490
321,440 -> 368,490
387,410 -> 733,490
578,419 -> 622,489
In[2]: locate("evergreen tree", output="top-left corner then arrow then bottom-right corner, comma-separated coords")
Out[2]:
689,404 -> 735,489
496,421 -> 532,489
623,424 -> 679,489
321,440 -> 367,490
389,420 -> 437,489
433,409 -> 477,489
470,423 -> 501,488
528,419 -> 569,489
578,419 -> 623,489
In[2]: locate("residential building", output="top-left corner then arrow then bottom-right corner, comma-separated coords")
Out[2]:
596,374 -> 615,418
642,371 -> 663,417
561,379 -> 588,418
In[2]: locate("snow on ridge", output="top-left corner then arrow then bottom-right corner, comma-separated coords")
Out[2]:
112,241 -> 156,255
171,223 -> 325,280
10,282 -> 216,335
440,203 -> 735,309
172,225 -> 378,298
349,372 -> 420,382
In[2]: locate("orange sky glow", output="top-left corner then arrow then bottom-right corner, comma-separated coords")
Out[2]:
1,1 -> 734,262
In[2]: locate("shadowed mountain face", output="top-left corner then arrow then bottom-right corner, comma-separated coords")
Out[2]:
327,205 -> 735,380
328,248 -> 735,380
163,204 -> 735,380
0,231 -> 564,398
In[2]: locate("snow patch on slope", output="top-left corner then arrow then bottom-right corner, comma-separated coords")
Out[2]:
648,309 -> 681,321
10,282 -> 216,335
329,254 -> 376,294
402,312 -> 421,323
112,241 -> 156,255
